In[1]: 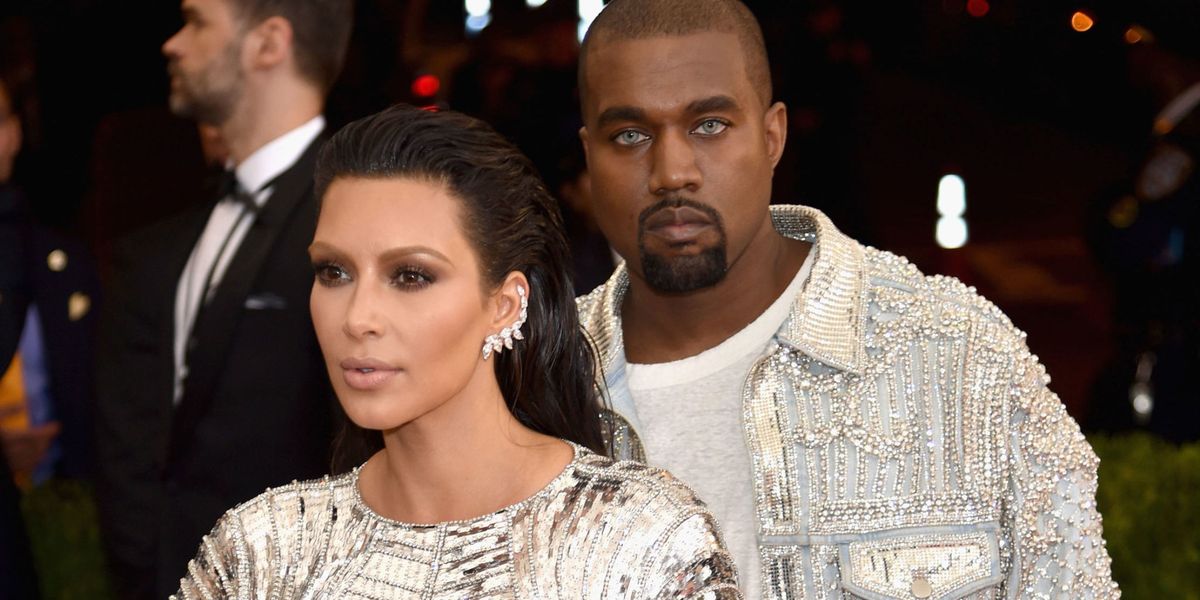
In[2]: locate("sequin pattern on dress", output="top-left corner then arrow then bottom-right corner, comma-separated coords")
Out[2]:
172,444 -> 741,599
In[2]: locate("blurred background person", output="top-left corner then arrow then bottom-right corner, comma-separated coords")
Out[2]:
92,0 -> 353,597
1088,37 -> 1200,442
0,63 -> 41,600
547,133 -> 616,295
0,69 -> 100,492
1,58 -> 103,598
0,72 -> 100,493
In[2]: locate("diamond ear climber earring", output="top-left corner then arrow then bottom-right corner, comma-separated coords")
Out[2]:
482,284 -> 528,360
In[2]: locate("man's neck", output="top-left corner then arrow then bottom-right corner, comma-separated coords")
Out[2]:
220,82 -> 323,164
621,216 -> 810,364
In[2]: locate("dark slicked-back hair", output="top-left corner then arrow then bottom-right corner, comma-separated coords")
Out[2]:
315,105 -> 608,470
230,0 -> 353,93
579,0 -> 772,107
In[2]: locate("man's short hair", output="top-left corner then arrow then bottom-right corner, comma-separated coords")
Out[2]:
579,0 -> 772,107
231,0 -> 354,94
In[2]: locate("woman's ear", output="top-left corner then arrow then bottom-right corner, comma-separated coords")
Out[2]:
489,271 -> 531,333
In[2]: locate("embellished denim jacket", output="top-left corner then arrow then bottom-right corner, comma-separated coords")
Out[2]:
577,205 -> 1119,600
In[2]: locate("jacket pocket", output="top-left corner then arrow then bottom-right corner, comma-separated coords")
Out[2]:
840,523 -> 1004,600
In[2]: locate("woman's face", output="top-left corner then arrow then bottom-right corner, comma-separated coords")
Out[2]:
309,176 -> 497,431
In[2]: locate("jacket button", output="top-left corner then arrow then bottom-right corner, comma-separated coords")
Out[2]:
911,575 -> 932,598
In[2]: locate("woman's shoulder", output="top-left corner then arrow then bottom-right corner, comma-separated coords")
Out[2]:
217,471 -> 360,536
532,447 -> 740,597
558,448 -> 718,528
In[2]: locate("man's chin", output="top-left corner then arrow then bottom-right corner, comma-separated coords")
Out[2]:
639,249 -> 728,294
167,95 -> 193,119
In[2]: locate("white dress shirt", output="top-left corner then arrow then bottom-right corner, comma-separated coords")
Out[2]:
172,116 -> 324,404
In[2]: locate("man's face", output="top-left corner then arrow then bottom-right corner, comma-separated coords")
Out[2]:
162,0 -> 246,125
580,32 -> 784,294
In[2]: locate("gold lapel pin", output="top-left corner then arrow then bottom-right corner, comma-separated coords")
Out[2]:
47,249 -> 68,272
68,292 -> 91,321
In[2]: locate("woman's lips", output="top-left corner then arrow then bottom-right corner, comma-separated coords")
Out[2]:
340,358 -> 400,391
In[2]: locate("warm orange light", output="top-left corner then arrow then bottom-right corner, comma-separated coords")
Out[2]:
1071,11 -> 1094,32
966,0 -> 989,18
1124,25 -> 1154,44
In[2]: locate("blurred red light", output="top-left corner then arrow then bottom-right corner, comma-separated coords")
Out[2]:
966,0 -> 989,17
412,74 -> 441,98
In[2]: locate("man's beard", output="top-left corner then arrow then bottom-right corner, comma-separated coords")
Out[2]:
167,43 -> 243,125
636,198 -> 728,294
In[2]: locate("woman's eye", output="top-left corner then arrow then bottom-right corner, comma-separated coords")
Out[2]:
692,119 -> 728,136
393,268 -> 433,289
313,263 -> 349,286
613,130 -> 650,146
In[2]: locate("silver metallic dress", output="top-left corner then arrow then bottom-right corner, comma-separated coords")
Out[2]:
172,444 -> 740,599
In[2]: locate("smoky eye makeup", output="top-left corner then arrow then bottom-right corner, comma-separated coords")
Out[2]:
311,260 -> 350,287
389,264 -> 436,290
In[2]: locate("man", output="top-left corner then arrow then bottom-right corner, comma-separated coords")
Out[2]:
93,0 -> 352,597
575,1 -> 1119,597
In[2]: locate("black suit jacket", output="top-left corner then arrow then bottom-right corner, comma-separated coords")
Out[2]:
94,135 -> 337,599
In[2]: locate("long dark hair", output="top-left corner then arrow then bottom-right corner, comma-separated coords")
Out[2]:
315,104 -> 607,471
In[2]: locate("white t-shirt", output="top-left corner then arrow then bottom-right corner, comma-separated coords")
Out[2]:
625,248 -> 814,599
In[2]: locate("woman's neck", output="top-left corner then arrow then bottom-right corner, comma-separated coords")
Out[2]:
358,380 -> 573,525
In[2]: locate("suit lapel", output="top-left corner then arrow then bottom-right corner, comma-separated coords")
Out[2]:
169,135 -> 324,462
156,200 -> 219,420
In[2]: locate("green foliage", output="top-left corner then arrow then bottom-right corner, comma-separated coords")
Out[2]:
1090,433 -> 1200,599
20,479 -> 114,600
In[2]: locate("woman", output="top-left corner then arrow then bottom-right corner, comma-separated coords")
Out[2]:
173,105 -> 740,599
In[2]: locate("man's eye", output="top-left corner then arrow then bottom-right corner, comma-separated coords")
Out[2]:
692,119 -> 728,136
613,130 -> 650,146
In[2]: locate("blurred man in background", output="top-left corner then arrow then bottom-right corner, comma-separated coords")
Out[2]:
93,0 -> 352,596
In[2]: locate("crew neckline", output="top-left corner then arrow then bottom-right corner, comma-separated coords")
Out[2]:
350,441 -> 584,529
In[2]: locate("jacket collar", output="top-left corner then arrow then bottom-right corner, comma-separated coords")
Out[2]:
590,205 -> 868,377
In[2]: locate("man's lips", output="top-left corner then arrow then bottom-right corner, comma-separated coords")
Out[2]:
340,358 -> 400,391
643,206 -> 716,244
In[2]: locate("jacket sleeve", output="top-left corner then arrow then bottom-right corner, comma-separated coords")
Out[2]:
1005,346 -> 1120,598
92,236 -> 166,598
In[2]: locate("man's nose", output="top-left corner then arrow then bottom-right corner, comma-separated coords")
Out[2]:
648,129 -> 702,195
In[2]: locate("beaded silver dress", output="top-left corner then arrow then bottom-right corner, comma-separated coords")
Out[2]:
172,444 -> 740,599
578,206 -> 1120,599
